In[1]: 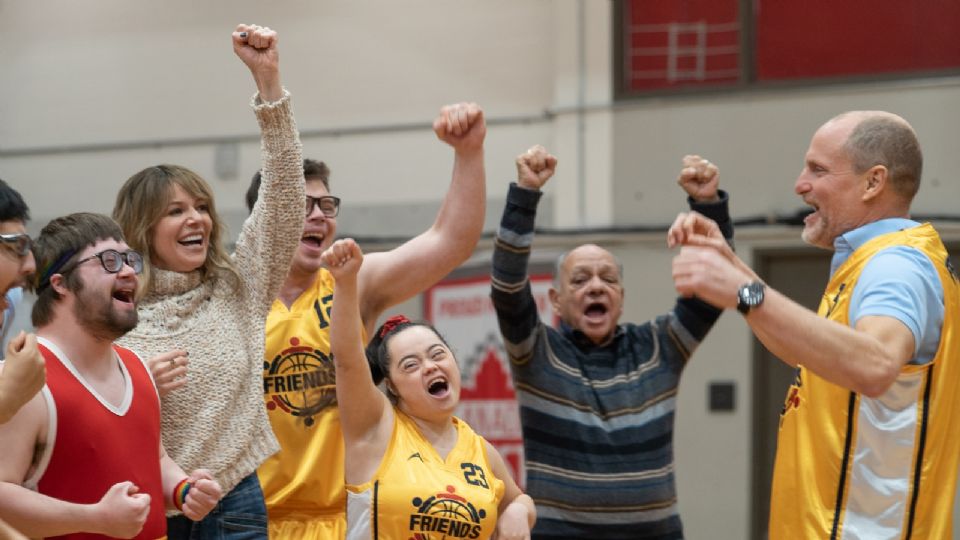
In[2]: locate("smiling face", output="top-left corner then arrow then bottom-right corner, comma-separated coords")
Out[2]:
384,325 -> 461,421
149,183 -> 213,272
550,244 -> 625,345
67,238 -> 139,341
290,179 -> 339,278
0,219 -> 36,313
795,116 -> 871,250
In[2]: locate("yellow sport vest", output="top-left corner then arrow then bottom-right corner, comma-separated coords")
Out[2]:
769,224 -> 960,539
258,269 -> 364,538
346,411 -> 505,540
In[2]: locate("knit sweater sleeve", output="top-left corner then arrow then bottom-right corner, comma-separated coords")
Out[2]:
672,190 -> 734,341
490,183 -> 545,366
232,89 -> 305,310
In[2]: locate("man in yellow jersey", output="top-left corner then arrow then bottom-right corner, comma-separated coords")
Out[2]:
670,111 -> 959,539
244,103 -> 486,538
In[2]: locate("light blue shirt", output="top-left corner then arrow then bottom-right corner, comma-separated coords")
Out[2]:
831,219 -> 944,364
1,287 -> 21,336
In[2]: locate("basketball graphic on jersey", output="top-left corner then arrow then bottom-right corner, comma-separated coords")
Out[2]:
263,336 -> 336,427
407,485 -> 486,539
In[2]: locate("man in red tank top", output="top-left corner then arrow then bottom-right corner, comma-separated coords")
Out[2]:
0,213 -> 223,539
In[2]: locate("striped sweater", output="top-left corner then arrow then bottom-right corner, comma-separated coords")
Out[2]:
490,183 -> 732,539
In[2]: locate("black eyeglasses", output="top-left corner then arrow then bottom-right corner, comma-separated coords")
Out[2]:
64,249 -> 144,275
306,195 -> 340,218
0,233 -> 33,258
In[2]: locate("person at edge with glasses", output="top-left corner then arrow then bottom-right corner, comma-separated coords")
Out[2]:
0,213 -> 224,539
0,178 -> 42,426
111,24 -> 305,539
0,178 -> 42,540
244,103 -> 486,539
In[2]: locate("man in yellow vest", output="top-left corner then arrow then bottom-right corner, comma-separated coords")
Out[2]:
670,111 -> 959,539
244,103 -> 487,539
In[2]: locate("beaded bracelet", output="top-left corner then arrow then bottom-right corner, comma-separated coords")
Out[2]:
173,478 -> 191,511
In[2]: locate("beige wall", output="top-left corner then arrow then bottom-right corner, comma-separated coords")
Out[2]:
611,80 -> 960,226
4,2 -> 960,538
0,0 -> 560,231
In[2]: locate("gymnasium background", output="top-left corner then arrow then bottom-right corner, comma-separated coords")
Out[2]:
3,2 -> 959,538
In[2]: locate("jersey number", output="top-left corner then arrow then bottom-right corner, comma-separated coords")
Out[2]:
461,463 -> 489,489
314,294 -> 334,329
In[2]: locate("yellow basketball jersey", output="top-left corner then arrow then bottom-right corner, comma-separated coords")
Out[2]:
769,224 -> 960,539
346,411 -> 505,540
258,269 -> 364,538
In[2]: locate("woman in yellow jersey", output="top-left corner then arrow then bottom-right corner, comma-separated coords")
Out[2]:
321,238 -> 535,540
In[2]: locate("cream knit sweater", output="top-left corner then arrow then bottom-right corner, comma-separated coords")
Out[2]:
119,91 -> 304,495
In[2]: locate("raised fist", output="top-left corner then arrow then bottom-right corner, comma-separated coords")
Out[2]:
321,238 -> 363,280
677,154 -> 720,203
232,24 -> 282,102
433,102 -> 486,154
515,145 -> 557,191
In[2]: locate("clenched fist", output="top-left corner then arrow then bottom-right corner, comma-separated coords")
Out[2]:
0,331 -> 44,424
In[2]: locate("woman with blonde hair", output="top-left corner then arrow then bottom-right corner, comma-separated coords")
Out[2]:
112,24 -> 304,539
321,238 -> 536,540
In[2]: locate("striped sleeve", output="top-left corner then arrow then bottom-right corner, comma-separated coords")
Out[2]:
491,183 -> 544,365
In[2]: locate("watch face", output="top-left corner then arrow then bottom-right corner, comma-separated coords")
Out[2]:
743,284 -> 762,305
738,282 -> 765,313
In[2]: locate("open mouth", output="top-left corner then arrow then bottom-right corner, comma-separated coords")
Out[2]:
112,289 -> 135,305
804,202 -> 820,224
178,234 -> 204,247
301,232 -> 325,248
585,302 -> 608,319
427,377 -> 449,396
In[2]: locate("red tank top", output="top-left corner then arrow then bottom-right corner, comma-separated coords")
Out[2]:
35,340 -> 166,540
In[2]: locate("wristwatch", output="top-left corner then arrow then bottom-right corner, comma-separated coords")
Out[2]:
736,281 -> 765,314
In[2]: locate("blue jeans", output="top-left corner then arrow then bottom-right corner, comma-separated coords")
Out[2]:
167,473 -> 268,540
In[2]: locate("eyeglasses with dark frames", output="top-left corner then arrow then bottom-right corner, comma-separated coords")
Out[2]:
63,249 -> 144,276
0,233 -> 33,258
306,195 -> 340,218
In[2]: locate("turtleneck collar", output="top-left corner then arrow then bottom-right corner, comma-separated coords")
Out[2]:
147,268 -> 205,299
